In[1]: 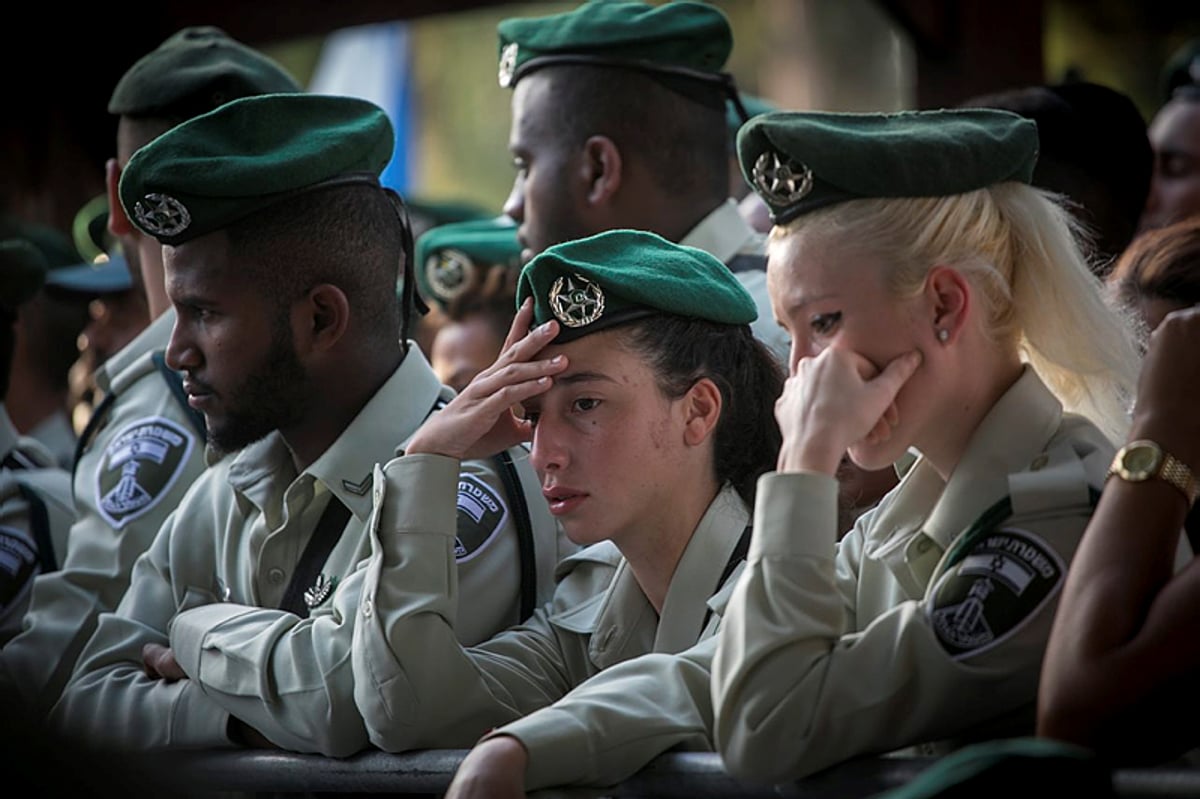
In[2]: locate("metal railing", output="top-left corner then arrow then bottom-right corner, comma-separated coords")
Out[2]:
104,749 -> 1200,798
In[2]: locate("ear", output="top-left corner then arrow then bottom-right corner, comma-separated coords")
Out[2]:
106,158 -> 134,237
681,377 -> 723,447
925,265 -> 971,345
296,283 -> 350,356
580,135 -> 623,206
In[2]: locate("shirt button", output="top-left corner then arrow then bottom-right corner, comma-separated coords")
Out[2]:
267,567 -> 286,585
374,484 -> 383,503
362,598 -> 373,618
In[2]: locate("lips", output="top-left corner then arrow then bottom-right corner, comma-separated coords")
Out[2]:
182,378 -> 214,409
542,485 -> 588,516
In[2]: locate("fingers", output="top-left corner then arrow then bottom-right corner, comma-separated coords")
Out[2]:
499,297 -> 535,352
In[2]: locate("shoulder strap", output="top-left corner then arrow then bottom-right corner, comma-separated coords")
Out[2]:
940,486 -> 1103,574
71,391 -> 116,478
702,524 -> 753,629
15,481 -> 56,573
493,448 -> 537,621
726,253 -> 767,274
151,350 -> 207,438
279,497 -> 352,618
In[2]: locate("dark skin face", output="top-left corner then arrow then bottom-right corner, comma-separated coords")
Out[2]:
163,231 -> 309,457
1142,98 -> 1200,233
503,72 -> 597,263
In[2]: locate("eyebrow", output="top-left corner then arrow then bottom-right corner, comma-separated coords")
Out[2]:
783,291 -> 839,317
555,370 -> 618,386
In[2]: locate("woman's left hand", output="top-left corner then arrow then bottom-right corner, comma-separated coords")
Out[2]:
444,736 -> 529,799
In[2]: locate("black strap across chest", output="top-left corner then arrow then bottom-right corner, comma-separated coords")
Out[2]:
278,497 -> 352,618
701,524 -> 753,629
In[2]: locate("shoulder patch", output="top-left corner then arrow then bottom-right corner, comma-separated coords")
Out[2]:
0,525 -> 38,606
94,416 -> 197,529
927,526 -> 1064,660
454,473 -> 508,563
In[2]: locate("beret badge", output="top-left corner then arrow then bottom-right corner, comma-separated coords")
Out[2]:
498,42 -> 519,88
549,273 -> 605,328
752,150 -> 813,207
134,193 -> 192,239
426,248 -> 476,301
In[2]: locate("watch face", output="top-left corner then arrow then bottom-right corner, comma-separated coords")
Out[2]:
1122,443 -> 1162,479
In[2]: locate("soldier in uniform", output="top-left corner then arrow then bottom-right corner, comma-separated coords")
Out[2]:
710,108 -> 1155,782
494,0 -> 790,363
350,230 -> 784,795
416,216 -> 523,392
0,26 -> 303,716
51,92 -> 562,756
0,241 -> 75,644
1039,303 -> 1200,765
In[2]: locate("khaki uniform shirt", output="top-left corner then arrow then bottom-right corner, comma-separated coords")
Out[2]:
2,310 -> 208,714
681,200 -> 790,364
354,455 -> 748,788
713,367 -> 1137,782
0,406 -> 74,645
52,349 -> 561,757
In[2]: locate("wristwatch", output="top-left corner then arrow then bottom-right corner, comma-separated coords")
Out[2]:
1107,439 -> 1200,507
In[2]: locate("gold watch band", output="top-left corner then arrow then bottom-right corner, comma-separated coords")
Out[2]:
1159,452 -> 1200,507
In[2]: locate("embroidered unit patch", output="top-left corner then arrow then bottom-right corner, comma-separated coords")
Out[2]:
95,416 -> 196,528
927,526 -> 1064,659
454,474 -> 509,562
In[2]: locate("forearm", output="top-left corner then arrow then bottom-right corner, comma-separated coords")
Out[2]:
354,456 -> 560,751
170,592 -> 370,757
51,616 -> 230,750
496,640 -> 718,791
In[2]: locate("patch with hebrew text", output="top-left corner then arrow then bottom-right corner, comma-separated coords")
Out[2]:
0,525 -> 37,607
454,474 -> 508,563
927,527 -> 1064,659
95,416 -> 196,529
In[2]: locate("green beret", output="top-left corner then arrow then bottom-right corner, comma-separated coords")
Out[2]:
739,108 -> 1040,226
119,93 -> 394,245
0,239 -> 49,311
416,217 -> 521,306
497,0 -> 732,89
516,229 -> 756,344
109,26 -> 301,117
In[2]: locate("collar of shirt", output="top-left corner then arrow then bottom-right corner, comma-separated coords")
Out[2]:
226,347 -> 445,524
680,198 -> 764,264
97,306 -> 176,395
862,366 -> 1063,592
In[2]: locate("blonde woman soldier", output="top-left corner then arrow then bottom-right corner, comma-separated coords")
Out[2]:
711,108 -> 1156,783
353,229 -> 784,795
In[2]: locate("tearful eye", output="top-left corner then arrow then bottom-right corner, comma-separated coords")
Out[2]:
810,311 -> 842,337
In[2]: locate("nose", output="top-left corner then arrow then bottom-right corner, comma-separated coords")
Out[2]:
789,334 -> 821,374
164,318 -> 200,372
528,416 -> 567,475
503,174 -> 525,224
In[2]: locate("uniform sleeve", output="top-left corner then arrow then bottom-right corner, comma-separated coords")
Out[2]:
491,635 -> 719,791
1,385 -> 205,715
353,454 -> 578,753
49,511 -> 231,750
712,470 -> 1088,783
166,565 -> 369,757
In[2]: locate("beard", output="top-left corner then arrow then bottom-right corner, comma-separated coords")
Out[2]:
205,315 -> 310,457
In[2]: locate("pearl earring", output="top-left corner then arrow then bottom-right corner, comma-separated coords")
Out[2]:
936,328 -> 949,342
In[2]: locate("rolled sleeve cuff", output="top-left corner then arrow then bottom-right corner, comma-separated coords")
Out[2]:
378,453 -> 461,539
751,471 -> 838,560
170,602 -> 259,681
485,709 -> 596,791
